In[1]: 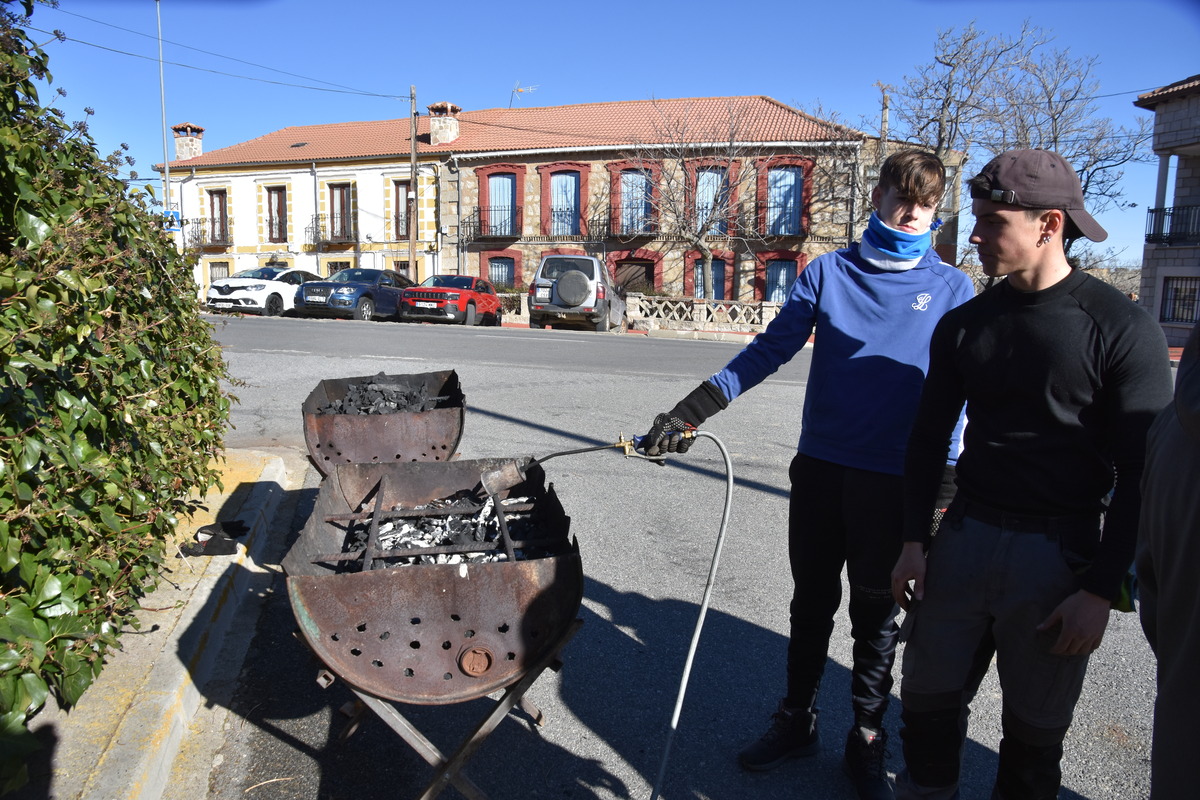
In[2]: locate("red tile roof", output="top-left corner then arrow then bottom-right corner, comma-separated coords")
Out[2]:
163,96 -> 864,170
1134,74 -> 1200,110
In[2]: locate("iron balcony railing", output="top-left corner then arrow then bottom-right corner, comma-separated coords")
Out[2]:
307,214 -> 357,245
547,207 -> 580,236
611,206 -> 658,237
266,217 -> 287,243
393,212 -> 409,240
1146,205 -> 1200,246
185,218 -> 232,247
763,203 -> 803,236
461,206 -> 524,240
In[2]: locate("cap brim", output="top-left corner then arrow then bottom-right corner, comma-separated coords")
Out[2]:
1065,208 -> 1107,242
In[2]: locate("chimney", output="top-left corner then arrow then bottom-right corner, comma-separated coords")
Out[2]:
172,122 -> 205,160
426,102 -> 461,145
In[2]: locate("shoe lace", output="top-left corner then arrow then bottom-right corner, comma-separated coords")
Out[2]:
762,709 -> 796,742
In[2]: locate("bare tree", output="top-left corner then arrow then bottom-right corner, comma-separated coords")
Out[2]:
890,21 -> 1152,257
620,100 -> 845,300
893,22 -> 1046,163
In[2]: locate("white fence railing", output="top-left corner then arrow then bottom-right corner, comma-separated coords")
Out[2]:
499,292 -> 780,333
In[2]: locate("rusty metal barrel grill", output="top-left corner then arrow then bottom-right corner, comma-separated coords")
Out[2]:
284,459 -> 583,705
301,370 -> 466,476
289,373 -> 585,799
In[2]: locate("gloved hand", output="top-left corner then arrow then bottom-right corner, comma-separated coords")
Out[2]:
643,412 -> 696,456
642,381 -> 729,457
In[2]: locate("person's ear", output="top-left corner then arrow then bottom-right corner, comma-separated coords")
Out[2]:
870,185 -> 883,210
1040,209 -> 1065,239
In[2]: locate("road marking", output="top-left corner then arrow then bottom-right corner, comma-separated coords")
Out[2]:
476,334 -> 598,342
244,349 -> 424,361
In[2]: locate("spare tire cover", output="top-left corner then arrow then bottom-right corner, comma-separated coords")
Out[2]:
556,270 -> 590,307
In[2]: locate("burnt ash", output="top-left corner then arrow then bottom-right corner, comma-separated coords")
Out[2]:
349,494 -> 537,565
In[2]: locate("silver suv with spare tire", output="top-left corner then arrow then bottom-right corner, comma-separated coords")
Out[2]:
527,255 -> 627,332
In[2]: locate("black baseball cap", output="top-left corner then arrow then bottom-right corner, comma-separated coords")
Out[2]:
969,149 -> 1108,242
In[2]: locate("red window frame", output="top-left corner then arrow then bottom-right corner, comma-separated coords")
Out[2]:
266,186 -> 286,243
474,163 -> 527,237
536,161 -> 592,237
606,160 -> 661,236
754,156 -> 814,237
685,158 -> 741,235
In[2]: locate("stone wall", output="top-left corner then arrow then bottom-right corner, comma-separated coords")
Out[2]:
1153,93 -> 1200,153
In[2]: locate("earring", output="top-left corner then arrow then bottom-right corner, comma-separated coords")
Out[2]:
1037,233 -> 1052,247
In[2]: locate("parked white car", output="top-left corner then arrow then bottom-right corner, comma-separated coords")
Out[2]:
206,267 -> 323,316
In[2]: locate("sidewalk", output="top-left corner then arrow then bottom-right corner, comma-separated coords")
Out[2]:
16,449 -> 291,800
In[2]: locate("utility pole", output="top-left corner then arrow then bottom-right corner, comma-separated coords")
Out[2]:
156,0 -> 171,223
409,86 -> 418,281
875,81 -> 889,164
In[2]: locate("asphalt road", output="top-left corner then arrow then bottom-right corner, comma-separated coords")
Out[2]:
166,314 -> 1156,800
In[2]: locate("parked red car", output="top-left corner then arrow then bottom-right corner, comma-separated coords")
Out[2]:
399,275 -> 504,326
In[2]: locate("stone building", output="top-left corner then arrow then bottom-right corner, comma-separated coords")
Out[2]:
158,96 -> 960,302
1135,74 -> 1200,346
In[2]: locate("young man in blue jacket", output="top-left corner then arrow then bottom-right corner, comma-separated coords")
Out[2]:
643,150 -> 974,800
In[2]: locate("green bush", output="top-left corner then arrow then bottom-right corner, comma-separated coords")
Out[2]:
0,2 -> 231,790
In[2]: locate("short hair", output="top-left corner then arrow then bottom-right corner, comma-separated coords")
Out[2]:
878,150 -> 946,207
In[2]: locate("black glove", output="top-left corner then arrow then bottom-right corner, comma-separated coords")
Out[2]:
644,412 -> 696,456
643,381 -> 728,456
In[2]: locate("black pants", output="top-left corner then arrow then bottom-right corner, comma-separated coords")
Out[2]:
785,453 -> 903,728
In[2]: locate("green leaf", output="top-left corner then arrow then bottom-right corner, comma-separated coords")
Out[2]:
58,654 -> 94,707
17,673 -> 48,715
2,604 -> 47,642
98,506 -> 122,533
0,531 -> 17,572
33,575 -> 62,606
15,211 -> 50,247
0,709 -> 42,759
15,440 -> 41,474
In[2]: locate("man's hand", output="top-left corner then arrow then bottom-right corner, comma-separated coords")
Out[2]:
891,542 -> 927,611
642,413 -> 695,456
1036,590 -> 1111,656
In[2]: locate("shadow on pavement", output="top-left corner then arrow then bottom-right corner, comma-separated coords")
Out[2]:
172,461 -> 1094,800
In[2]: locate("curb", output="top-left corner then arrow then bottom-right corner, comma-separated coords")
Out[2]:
18,451 -> 287,800
645,328 -> 756,343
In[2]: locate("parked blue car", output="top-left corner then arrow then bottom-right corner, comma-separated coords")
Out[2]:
293,268 -> 415,321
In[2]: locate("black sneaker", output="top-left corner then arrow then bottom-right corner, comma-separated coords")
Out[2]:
737,701 -> 820,771
843,725 -> 894,800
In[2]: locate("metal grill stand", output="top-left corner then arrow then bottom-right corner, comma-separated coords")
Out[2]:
348,618 -> 581,800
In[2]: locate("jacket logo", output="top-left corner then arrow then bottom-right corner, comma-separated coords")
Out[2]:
912,293 -> 932,311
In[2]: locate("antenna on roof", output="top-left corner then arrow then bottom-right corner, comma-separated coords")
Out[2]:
510,81 -> 539,108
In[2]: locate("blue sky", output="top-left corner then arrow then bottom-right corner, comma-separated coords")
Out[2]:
22,0 -> 1200,263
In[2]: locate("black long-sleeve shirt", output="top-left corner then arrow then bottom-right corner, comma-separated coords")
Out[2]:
903,269 -> 1174,601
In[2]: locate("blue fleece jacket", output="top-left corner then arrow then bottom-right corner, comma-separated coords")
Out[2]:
709,244 -> 973,475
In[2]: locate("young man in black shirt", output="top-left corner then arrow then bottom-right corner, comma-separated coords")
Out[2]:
890,149 -> 1173,799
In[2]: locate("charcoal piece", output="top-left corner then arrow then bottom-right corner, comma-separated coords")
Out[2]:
312,372 -> 451,416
